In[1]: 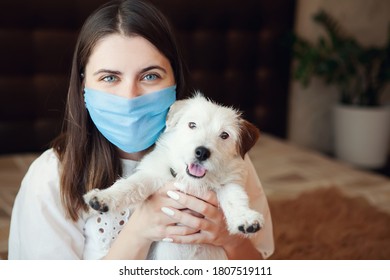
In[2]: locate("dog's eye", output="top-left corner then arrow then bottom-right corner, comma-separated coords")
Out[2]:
220,131 -> 229,139
188,122 -> 197,129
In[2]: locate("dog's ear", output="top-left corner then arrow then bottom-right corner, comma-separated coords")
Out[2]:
238,119 -> 260,159
166,99 -> 188,130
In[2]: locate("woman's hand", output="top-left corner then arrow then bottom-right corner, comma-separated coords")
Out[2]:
160,189 -> 233,246
129,183 -> 201,242
160,188 -> 262,259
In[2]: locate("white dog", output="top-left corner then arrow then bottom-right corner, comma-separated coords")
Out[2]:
84,93 -> 264,259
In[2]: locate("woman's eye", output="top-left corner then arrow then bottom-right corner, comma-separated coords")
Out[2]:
220,131 -> 229,139
188,122 -> 196,129
143,73 -> 159,81
102,75 -> 118,83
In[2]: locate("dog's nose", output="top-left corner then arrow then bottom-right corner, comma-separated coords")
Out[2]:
195,146 -> 210,161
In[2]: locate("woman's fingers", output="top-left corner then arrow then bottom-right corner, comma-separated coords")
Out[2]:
166,232 -> 203,244
166,190 -> 219,219
159,188 -> 234,246
145,182 -> 228,244
161,206 -> 213,232
181,188 -> 219,207
165,224 -> 200,236
162,228 -> 218,245
146,184 -> 184,210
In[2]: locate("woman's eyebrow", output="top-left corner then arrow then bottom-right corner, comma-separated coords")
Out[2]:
93,69 -> 122,76
93,66 -> 166,76
140,65 -> 167,74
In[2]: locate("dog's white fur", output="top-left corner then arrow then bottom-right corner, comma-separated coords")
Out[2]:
84,93 -> 264,259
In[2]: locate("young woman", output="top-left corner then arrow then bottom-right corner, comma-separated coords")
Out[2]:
8,0 -> 274,259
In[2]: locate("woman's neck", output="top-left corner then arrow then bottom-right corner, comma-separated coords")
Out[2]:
117,145 -> 154,161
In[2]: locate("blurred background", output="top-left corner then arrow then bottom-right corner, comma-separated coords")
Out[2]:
0,0 -> 389,176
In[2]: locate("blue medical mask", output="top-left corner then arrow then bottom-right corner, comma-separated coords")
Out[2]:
84,85 -> 176,153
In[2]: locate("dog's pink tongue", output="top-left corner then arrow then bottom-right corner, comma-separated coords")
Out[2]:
188,163 -> 206,177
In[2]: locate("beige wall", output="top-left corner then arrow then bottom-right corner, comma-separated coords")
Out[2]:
288,0 -> 390,153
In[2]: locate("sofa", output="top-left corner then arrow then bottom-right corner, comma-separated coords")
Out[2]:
0,0 -> 296,154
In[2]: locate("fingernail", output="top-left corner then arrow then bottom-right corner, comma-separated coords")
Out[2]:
167,190 -> 180,200
161,207 -> 175,216
162,238 -> 173,243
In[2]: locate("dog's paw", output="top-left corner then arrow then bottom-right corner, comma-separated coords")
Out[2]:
88,196 -> 109,212
228,210 -> 264,235
83,189 -> 110,212
238,221 -> 261,234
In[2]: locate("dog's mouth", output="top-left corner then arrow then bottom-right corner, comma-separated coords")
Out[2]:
186,163 -> 207,178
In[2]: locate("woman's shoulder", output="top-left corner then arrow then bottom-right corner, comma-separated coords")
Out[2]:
31,148 -> 59,163
27,148 -> 60,175
20,148 -> 61,197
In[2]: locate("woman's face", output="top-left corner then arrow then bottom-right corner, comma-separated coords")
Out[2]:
84,34 -> 175,98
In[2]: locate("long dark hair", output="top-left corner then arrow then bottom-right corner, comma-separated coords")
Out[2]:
53,0 -> 187,221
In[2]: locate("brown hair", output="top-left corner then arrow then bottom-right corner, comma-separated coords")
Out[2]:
52,0 -> 187,221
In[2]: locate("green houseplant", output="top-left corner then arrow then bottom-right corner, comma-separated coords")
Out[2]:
291,10 -> 390,169
292,10 -> 390,106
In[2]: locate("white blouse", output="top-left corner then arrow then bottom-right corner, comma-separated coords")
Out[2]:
8,149 -> 274,259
